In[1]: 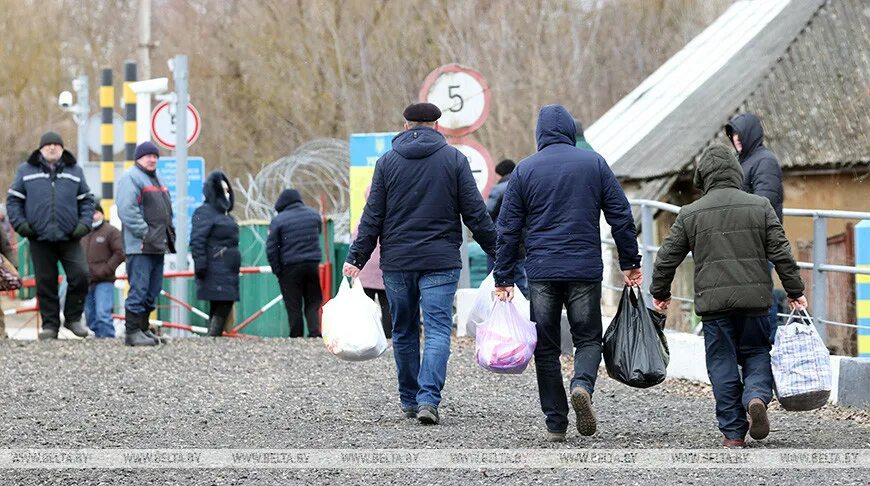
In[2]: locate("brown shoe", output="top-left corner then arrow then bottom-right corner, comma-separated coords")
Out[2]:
722,437 -> 746,448
747,398 -> 770,440
570,388 -> 597,436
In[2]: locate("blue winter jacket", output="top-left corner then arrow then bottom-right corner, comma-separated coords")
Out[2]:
346,127 -> 497,272
190,171 -> 241,301
6,150 -> 95,242
494,104 -> 641,286
266,189 -> 321,273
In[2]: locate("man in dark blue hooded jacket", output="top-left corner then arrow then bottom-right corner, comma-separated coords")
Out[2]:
725,112 -> 785,342
494,104 -> 642,442
344,102 -> 497,426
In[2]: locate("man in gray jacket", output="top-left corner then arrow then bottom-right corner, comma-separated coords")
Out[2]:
116,142 -> 175,346
6,131 -> 94,340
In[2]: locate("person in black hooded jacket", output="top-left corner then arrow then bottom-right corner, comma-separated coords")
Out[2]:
725,112 -> 786,342
266,189 -> 322,338
190,171 -> 241,337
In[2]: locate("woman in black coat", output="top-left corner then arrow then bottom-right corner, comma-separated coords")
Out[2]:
190,171 -> 241,336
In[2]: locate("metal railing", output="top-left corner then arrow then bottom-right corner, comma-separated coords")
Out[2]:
607,199 -> 870,341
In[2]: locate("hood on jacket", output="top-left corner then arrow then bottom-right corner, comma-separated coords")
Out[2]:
694,143 -> 744,194
275,188 -> 303,212
536,104 -> 577,151
725,112 -> 764,162
391,126 -> 448,160
204,170 -> 234,212
26,149 -> 77,168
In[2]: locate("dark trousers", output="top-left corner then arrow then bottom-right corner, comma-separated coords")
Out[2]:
703,314 -> 773,440
278,263 -> 322,338
529,280 -> 602,433
209,300 -> 233,319
30,239 -> 89,331
363,288 -> 392,339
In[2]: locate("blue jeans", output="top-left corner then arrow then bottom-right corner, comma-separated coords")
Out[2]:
85,282 -> 116,338
383,269 -> 460,410
703,315 -> 773,440
529,280 -> 602,433
125,254 -> 165,315
486,255 -> 529,298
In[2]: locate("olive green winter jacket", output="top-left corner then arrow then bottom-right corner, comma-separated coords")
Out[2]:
650,144 -> 804,319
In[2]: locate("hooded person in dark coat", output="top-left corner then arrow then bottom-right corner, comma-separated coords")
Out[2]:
266,189 -> 322,338
494,104 -> 642,442
725,113 -> 784,222
190,171 -> 241,337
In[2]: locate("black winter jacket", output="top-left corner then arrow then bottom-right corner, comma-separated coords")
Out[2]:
494,104 -> 640,286
651,144 -> 803,319
190,171 -> 241,301
486,173 -> 511,223
266,189 -> 321,273
725,113 -> 784,222
6,150 -> 95,242
346,126 -> 496,272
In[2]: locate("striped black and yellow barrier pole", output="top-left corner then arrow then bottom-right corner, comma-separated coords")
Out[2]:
123,61 -> 137,170
100,68 -> 114,211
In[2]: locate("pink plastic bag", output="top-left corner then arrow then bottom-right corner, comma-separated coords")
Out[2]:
475,300 -> 537,374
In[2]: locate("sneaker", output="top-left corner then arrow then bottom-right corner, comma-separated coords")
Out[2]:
722,437 -> 746,448
747,398 -> 770,440
546,431 -> 567,443
417,405 -> 439,425
63,319 -> 90,338
570,387 -> 597,436
38,328 -> 59,340
402,407 -> 417,419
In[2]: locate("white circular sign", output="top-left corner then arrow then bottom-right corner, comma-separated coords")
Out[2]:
85,113 -> 125,156
453,143 -> 492,194
151,101 -> 202,150
419,65 -> 490,137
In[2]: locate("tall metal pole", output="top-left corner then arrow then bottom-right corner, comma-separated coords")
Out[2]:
640,204 -> 655,305
74,74 -> 89,165
812,215 -> 828,343
173,55 -> 189,326
138,0 -> 152,79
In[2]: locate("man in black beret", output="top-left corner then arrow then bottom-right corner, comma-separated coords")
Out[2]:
7,131 -> 95,340
344,102 -> 497,425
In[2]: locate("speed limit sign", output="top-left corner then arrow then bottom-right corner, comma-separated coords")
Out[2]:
419,64 -> 491,137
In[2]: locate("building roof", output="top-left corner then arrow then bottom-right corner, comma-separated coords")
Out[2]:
585,0 -> 846,182
736,0 -> 870,171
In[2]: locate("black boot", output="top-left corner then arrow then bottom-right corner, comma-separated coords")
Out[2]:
138,315 -> 167,344
124,312 -> 158,347
207,315 -> 226,337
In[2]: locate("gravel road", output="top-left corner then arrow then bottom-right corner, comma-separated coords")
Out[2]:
0,337 -> 867,485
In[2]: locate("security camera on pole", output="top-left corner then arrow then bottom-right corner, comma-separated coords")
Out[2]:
57,74 -> 90,166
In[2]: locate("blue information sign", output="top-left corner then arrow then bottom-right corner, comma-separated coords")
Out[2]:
157,157 -> 205,229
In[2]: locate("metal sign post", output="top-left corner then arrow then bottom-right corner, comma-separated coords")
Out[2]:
172,55 -> 190,327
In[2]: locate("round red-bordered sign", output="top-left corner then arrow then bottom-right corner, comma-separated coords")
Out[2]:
449,137 -> 496,199
419,64 -> 491,138
150,101 -> 202,150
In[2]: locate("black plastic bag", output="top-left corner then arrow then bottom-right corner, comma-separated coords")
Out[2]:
603,286 -> 670,388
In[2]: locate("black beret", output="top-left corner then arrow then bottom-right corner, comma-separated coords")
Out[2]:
403,102 -> 441,122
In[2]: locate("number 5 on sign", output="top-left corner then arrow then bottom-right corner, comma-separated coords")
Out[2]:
419,64 -> 491,137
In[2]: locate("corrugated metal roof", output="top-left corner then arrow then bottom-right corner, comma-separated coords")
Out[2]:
586,0 -> 827,180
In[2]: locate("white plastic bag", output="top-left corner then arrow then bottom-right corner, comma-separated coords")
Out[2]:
321,278 -> 388,361
465,272 -> 530,335
771,309 -> 831,411
475,300 -> 537,374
